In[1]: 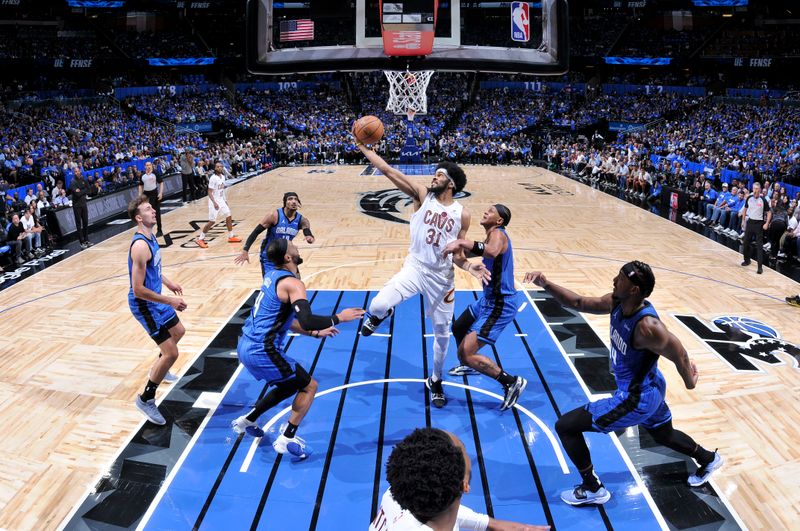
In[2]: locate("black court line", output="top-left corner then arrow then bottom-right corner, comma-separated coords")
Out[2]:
307,291 -> 371,531
250,290 -> 346,529
370,309 -> 396,521
461,377 -> 495,518
475,291 -> 615,529
418,294 -> 432,428
508,302 -> 613,530
470,296 -> 556,528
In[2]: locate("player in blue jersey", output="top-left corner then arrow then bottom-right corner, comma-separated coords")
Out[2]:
231,238 -> 364,458
127,195 -> 188,425
524,261 -> 723,506
234,192 -> 314,276
441,205 -> 527,411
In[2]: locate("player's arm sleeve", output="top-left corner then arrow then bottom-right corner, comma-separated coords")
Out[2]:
243,224 -> 267,252
456,504 -> 490,531
292,299 -> 340,331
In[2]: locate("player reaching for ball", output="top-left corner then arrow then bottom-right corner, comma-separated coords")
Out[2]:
353,117 -> 491,410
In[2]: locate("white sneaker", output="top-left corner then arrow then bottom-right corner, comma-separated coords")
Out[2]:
231,416 -> 264,437
688,452 -> 724,487
700,217 -> 708,223
162,371 -> 179,384
135,396 -> 166,425
273,434 -> 313,461
561,484 -> 611,506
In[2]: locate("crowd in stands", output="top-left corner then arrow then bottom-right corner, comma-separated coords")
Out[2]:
703,26 -> 800,58
0,26 -> 113,60
612,24 -> 709,58
548,136 -> 800,265
114,30 -> 209,59
569,14 -> 628,57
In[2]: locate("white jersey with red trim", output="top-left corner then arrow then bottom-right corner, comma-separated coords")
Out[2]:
408,193 -> 463,271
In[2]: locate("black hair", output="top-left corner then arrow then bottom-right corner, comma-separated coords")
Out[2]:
494,204 -> 511,227
283,192 -> 301,207
386,427 -> 465,523
622,260 -> 656,298
266,239 -> 289,266
436,161 -> 467,194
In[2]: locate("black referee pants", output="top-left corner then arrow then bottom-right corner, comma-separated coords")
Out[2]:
742,218 -> 764,267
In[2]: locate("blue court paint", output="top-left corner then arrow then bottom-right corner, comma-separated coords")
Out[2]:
140,290 -> 666,531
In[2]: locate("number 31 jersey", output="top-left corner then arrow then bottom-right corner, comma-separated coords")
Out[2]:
409,193 -> 463,271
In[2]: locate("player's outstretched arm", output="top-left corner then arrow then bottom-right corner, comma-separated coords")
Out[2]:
354,141 -> 427,205
457,503 -> 548,531
281,278 -> 365,330
236,210 -> 278,264
523,271 -> 613,315
290,320 -> 339,338
634,316 -> 698,389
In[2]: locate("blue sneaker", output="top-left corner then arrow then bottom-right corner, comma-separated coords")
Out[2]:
273,434 -> 313,461
231,416 -> 264,438
135,396 -> 166,425
561,484 -> 611,506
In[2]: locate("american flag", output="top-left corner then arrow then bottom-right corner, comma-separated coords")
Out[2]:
279,19 -> 314,42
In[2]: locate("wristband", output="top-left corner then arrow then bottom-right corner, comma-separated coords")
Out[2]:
471,241 -> 485,256
303,228 -> 313,237
332,314 -> 340,326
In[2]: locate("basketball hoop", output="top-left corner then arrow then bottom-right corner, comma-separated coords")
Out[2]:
384,70 -> 434,117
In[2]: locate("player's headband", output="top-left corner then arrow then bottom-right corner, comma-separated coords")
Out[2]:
436,168 -> 455,187
283,192 -> 301,206
621,261 -> 655,298
494,204 -> 511,227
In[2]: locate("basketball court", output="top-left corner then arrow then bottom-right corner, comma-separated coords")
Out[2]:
1,1 -> 799,530
0,164 -> 798,530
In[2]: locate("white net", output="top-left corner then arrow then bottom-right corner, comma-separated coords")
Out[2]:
383,70 -> 435,117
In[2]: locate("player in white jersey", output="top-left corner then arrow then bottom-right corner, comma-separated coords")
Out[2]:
370,427 -> 549,531
355,141 -> 490,408
196,161 -> 241,248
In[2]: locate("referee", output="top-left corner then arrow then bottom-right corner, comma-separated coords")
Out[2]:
741,182 -> 771,274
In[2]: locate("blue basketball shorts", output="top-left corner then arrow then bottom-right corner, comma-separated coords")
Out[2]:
586,381 -> 673,433
467,293 -> 520,346
237,334 -> 299,385
129,298 -> 179,345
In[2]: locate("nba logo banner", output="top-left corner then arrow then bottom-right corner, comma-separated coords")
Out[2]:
511,2 -> 530,43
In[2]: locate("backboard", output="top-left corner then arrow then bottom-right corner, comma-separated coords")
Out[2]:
246,0 -> 568,76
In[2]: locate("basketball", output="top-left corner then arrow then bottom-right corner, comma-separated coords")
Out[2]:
353,115 -> 384,145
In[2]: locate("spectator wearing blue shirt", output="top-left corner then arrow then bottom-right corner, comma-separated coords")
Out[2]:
699,181 -> 718,222
707,183 -> 732,229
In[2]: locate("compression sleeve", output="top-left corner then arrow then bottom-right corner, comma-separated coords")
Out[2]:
243,224 -> 267,252
293,299 -> 340,330
456,504 -> 490,531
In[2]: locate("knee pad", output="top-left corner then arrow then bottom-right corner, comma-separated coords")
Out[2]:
451,310 -> 474,346
433,324 -> 450,344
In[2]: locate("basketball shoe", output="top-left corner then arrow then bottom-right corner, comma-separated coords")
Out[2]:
135,396 -> 166,425
448,365 -> 479,376
688,451 -> 724,487
273,434 -> 313,461
501,376 -> 527,410
426,376 -> 446,408
231,416 -> 265,438
561,484 -> 611,506
786,295 -> 800,307
360,308 -> 393,336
